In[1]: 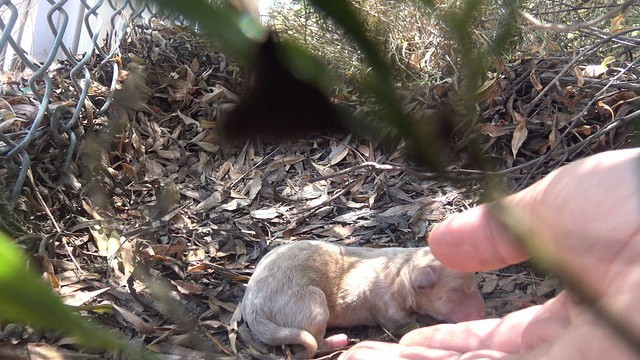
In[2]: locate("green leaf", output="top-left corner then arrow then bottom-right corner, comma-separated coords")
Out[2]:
0,232 -> 154,359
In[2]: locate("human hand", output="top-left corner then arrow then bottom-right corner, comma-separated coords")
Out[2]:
340,148 -> 640,359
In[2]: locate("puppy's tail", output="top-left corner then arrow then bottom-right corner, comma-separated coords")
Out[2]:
249,317 -> 318,359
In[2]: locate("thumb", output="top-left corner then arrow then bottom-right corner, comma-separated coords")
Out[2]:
427,199 -> 530,272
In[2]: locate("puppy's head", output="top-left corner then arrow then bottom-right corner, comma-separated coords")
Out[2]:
409,253 -> 485,323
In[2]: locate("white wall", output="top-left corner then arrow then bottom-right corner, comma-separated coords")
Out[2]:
1,0 -> 141,70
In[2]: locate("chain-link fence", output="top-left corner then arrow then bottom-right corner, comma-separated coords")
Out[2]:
0,0 -> 199,208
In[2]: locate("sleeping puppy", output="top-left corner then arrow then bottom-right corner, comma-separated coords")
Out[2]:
241,240 -> 485,359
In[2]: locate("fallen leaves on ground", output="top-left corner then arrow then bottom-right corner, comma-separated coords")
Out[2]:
8,19 -> 639,359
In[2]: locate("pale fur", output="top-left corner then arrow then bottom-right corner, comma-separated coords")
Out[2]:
242,240 -> 485,359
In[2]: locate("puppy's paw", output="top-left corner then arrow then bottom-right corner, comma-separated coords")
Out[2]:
320,333 -> 350,351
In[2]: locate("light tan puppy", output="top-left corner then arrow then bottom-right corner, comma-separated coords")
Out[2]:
242,240 -> 485,359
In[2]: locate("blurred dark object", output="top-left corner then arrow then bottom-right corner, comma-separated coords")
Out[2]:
220,34 -> 347,143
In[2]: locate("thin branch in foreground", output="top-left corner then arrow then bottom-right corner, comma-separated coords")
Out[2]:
519,0 -> 638,32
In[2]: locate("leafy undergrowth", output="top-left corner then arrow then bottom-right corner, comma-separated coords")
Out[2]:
1,20 -> 637,359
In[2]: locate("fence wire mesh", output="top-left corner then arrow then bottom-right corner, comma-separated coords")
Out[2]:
0,0 -> 185,208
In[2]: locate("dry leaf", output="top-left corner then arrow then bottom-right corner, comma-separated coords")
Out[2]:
112,303 -> 156,334
183,248 -> 206,263
155,180 -> 181,215
311,162 -> 334,178
250,207 -> 279,220
581,64 -> 606,78
379,204 -> 420,217
477,123 -> 512,137
195,141 -> 219,152
529,70 -> 543,91
177,110 -> 200,130
597,100 -> 615,120
327,135 -> 352,166
56,270 -> 102,286
209,297 -> 237,313
334,209 -> 374,223
0,343 -> 98,360
481,274 -> 498,293
228,302 -> 243,354
219,198 -> 251,211
120,238 -> 135,279
171,280 -> 203,295
89,225 -> 121,271
300,183 -> 325,200
155,149 -> 181,160
611,14 -> 624,33
61,288 -> 110,306
573,66 -> 585,86
39,255 -> 60,289
120,162 -> 137,180
476,77 -> 498,102
244,172 -> 263,201
511,119 -> 528,158
194,191 -> 224,212
548,125 -> 559,148
144,158 -> 164,179
358,144 -> 370,158
327,224 -> 355,238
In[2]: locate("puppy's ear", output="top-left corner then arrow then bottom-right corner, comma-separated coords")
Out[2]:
411,266 -> 436,291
